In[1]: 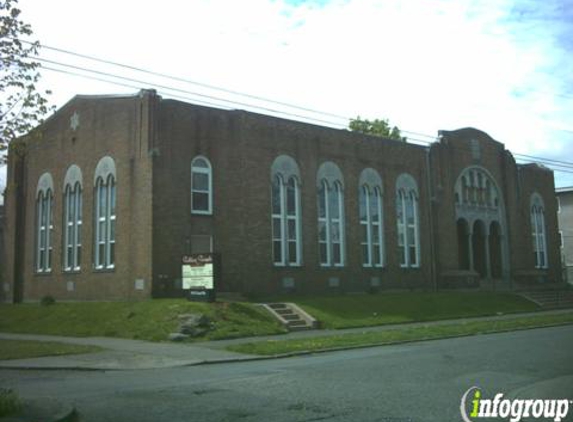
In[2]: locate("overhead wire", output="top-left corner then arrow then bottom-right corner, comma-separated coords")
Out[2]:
21,40 -> 351,123
39,62 -> 573,175
10,41 -> 573,175
37,57 -> 346,128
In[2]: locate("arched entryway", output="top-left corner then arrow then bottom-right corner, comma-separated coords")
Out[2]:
454,166 -> 509,282
489,221 -> 503,278
472,220 -> 487,278
457,219 -> 470,270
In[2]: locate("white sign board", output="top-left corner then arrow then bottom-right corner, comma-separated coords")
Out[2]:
182,254 -> 214,290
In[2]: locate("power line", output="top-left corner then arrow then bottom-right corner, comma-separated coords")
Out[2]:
41,63 -> 573,174
514,153 -> 573,169
23,39 -> 573,146
21,43 -> 573,173
33,43 -> 573,163
38,57 -> 346,128
25,40 -> 351,123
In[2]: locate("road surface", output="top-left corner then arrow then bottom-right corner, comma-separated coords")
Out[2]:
2,325 -> 572,421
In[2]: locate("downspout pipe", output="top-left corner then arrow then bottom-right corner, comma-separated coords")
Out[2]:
425,145 -> 438,292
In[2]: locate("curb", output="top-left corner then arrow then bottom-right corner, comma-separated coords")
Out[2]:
1,309 -> 572,371
5,319 -> 572,371
225,319 -> 573,360
0,355 -> 273,372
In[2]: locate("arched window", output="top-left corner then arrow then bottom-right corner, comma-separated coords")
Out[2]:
477,172 -> 484,204
359,168 -> 384,267
94,157 -> 116,270
63,165 -> 82,271
455,167 -> 500,210
271,156 -> 302,266
191,156 -> 212,215
317,162 -> 345,267
530,193 -> 548,269
462,176 -> 469,203
396,173 -> 420,268
36,173 -> 54,273
485,180 -> 492,206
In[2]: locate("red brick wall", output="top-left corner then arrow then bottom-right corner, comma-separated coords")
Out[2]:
152,101 -> 433,296
4,92 -> 155,302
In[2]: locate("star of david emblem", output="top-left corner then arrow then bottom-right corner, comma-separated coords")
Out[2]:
70,111 -> 80,131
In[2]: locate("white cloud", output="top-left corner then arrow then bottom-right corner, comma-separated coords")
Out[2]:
10,0 -> 573,188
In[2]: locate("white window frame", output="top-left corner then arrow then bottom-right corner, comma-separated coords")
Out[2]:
286,176 -> 302,266
94,175 -> 116,270
35,173 -> 54,273
191,156 -> 213,215
63,182 -> 82,271
360,185 -> 384,267
272,174 -> 285,266
531,196 -> 548,269
318,179 -> 345,267
330,181 -> 345,267
271,175 -> 302,266
317,162 -> 345,267
36,189 -> 53,273
396,174 -> 420,269
318,179 -> 330,266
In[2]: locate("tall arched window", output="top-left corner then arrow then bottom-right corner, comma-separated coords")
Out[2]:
36,173 -> 54,273
530,193 -> 548,269
271,155 -> 302,266
317,162 -> 345,267
396,173 -> 420,268
455,167 -> 499,209
359,168 -> 384,267
63,165 -> 83,271
191,156 -> 212,215
94,157 -> 116,270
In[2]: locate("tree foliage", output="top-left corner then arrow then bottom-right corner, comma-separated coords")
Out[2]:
349,116 -> 405,141
0,0 -> 53,162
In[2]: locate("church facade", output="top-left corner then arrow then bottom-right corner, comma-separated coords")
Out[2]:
1,89 -> 562,302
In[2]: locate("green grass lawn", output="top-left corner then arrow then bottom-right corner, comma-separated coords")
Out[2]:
0,293 -> 541,343
0,339 -> 102,360
0,389 -> 22,418
228,312 -> 573,356
0,300 -> 286,342
277,292 -> 540,329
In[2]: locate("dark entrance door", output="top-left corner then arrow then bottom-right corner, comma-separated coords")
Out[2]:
489,222 -> 502,278
457,219 -> 470,270
472,220 -> 487,278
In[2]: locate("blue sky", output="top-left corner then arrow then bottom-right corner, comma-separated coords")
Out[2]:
1,0 -> 572,200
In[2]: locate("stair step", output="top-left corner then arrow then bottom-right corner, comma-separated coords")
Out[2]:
282,314 -> 302,321
521,291 -> 573,308
261,302 -> 318,332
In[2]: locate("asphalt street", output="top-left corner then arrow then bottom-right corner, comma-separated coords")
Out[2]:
2,325 -> 572,422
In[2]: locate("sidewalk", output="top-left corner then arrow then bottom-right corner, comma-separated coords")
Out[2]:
0,333 -> 257,370
1,308 -> 572,371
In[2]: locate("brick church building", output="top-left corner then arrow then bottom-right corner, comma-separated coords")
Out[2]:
1,89 -> 562,302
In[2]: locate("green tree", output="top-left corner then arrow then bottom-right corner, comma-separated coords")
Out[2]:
349,116 -> 404,141
1,0 -> 53,163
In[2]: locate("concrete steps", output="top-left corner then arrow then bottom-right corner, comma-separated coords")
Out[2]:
520,290 -> 573,308
261,302 -> 319,332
